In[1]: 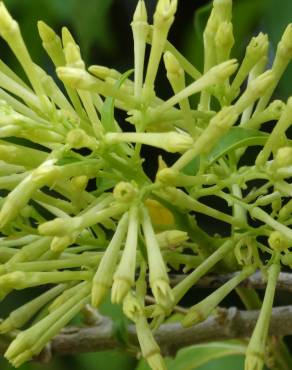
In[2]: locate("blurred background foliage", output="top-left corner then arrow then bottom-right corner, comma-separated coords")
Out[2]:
0,0 -> 291,369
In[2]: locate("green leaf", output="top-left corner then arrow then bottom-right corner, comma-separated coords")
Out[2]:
208,127 -> 268,165
182,157 -> 200,176
182,127 -> 268,175
183,126 -> 269,176
166,341 -> 246,370
101,69 -> 134,133
136,341 -> 246,370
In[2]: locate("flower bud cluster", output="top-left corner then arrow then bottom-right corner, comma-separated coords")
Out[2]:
0,1 -> 291,370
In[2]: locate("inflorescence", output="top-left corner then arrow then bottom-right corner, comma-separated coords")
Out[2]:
0,0 -> 291,369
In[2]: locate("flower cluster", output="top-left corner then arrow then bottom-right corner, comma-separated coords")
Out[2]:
0,0 -> 291,369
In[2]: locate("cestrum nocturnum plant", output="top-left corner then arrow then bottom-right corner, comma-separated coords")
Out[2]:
0,0 -> 291,369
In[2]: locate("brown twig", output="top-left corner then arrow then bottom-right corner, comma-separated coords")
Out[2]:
45,305 -> 292,358
2,271 -> 292,362
169,271 -> 292,292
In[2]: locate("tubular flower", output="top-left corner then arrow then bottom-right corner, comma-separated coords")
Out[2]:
0,1 -> 291,369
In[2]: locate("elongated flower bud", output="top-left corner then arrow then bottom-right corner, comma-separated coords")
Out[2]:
131,0 -> 148,98
0,3 -> 46,99
231,33 -> 269,97
92,213 -> 128,307
234,70 -> 275,113
182,265 -> 255,327
141,206 -> 174,309
273,147 -> 292,169
66,128 -> 98,150
244,259 -> 280,370
143,0 -> 177,102
213,0 -> 232,22
5,283 -> 90,367
113,181 -> 138,203
123,293 -> 166,370
255,24 -> 292,112
215,21 -> 234,62
38,195 -> 114,236
37,21 -> 65,66
64,42 -> 84,70
277,23 -> 292,60
268,231 -> 289,252
256,97 -> 292,167
156,230 -> 188,249
0,284 -> 66,333
105,131 -> 193,153
183,105 -> 238,159
164,51 -> 183,81
111,206 -> 139,304
0,159 -> 60,227
159,59 -> 238,112
57,67 -> 137,108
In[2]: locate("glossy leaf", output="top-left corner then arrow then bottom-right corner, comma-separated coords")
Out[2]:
182,127 -> 268,175
166,341 -> 246,370
101,69 -> 134,133
136,341 -> 246,370
208,127 -> 268,165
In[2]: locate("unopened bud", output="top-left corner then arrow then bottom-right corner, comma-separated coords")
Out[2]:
215,21 -> 234,49
38,217 -> 79,237
111,279 -> 132,304
235,70 -> 274,113
37,21 -> 56,43
57,67 -> 94,90
50,234 -> 77,252
268,99 -> 285,116
156,167 -> 178,184
123,292 -> 143,322
61,27 -> 76,48
88,65 -> 120,80
156,230 -> 188,249
113,181 -> 138,203
71,175 -> 88,192
190,106 -> 238,157
247,70 -> 275,98
213,0 -> 232,22
155,0 -> 177,29
132,0 -> 147,23
136,314 -> 167,370
66,129 -> 98,150
164,51 -> 183,79
92,213 -> 128,308
210,105 -> 238,131
64,42 -> 84,69
246,33 -> 269,63
277,24 -> 292,60
163,132 -> 193,152
273,147 -> 292,169
210,59 -> 238,83
268,231 -> 289,251
0,2 -> 17,35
